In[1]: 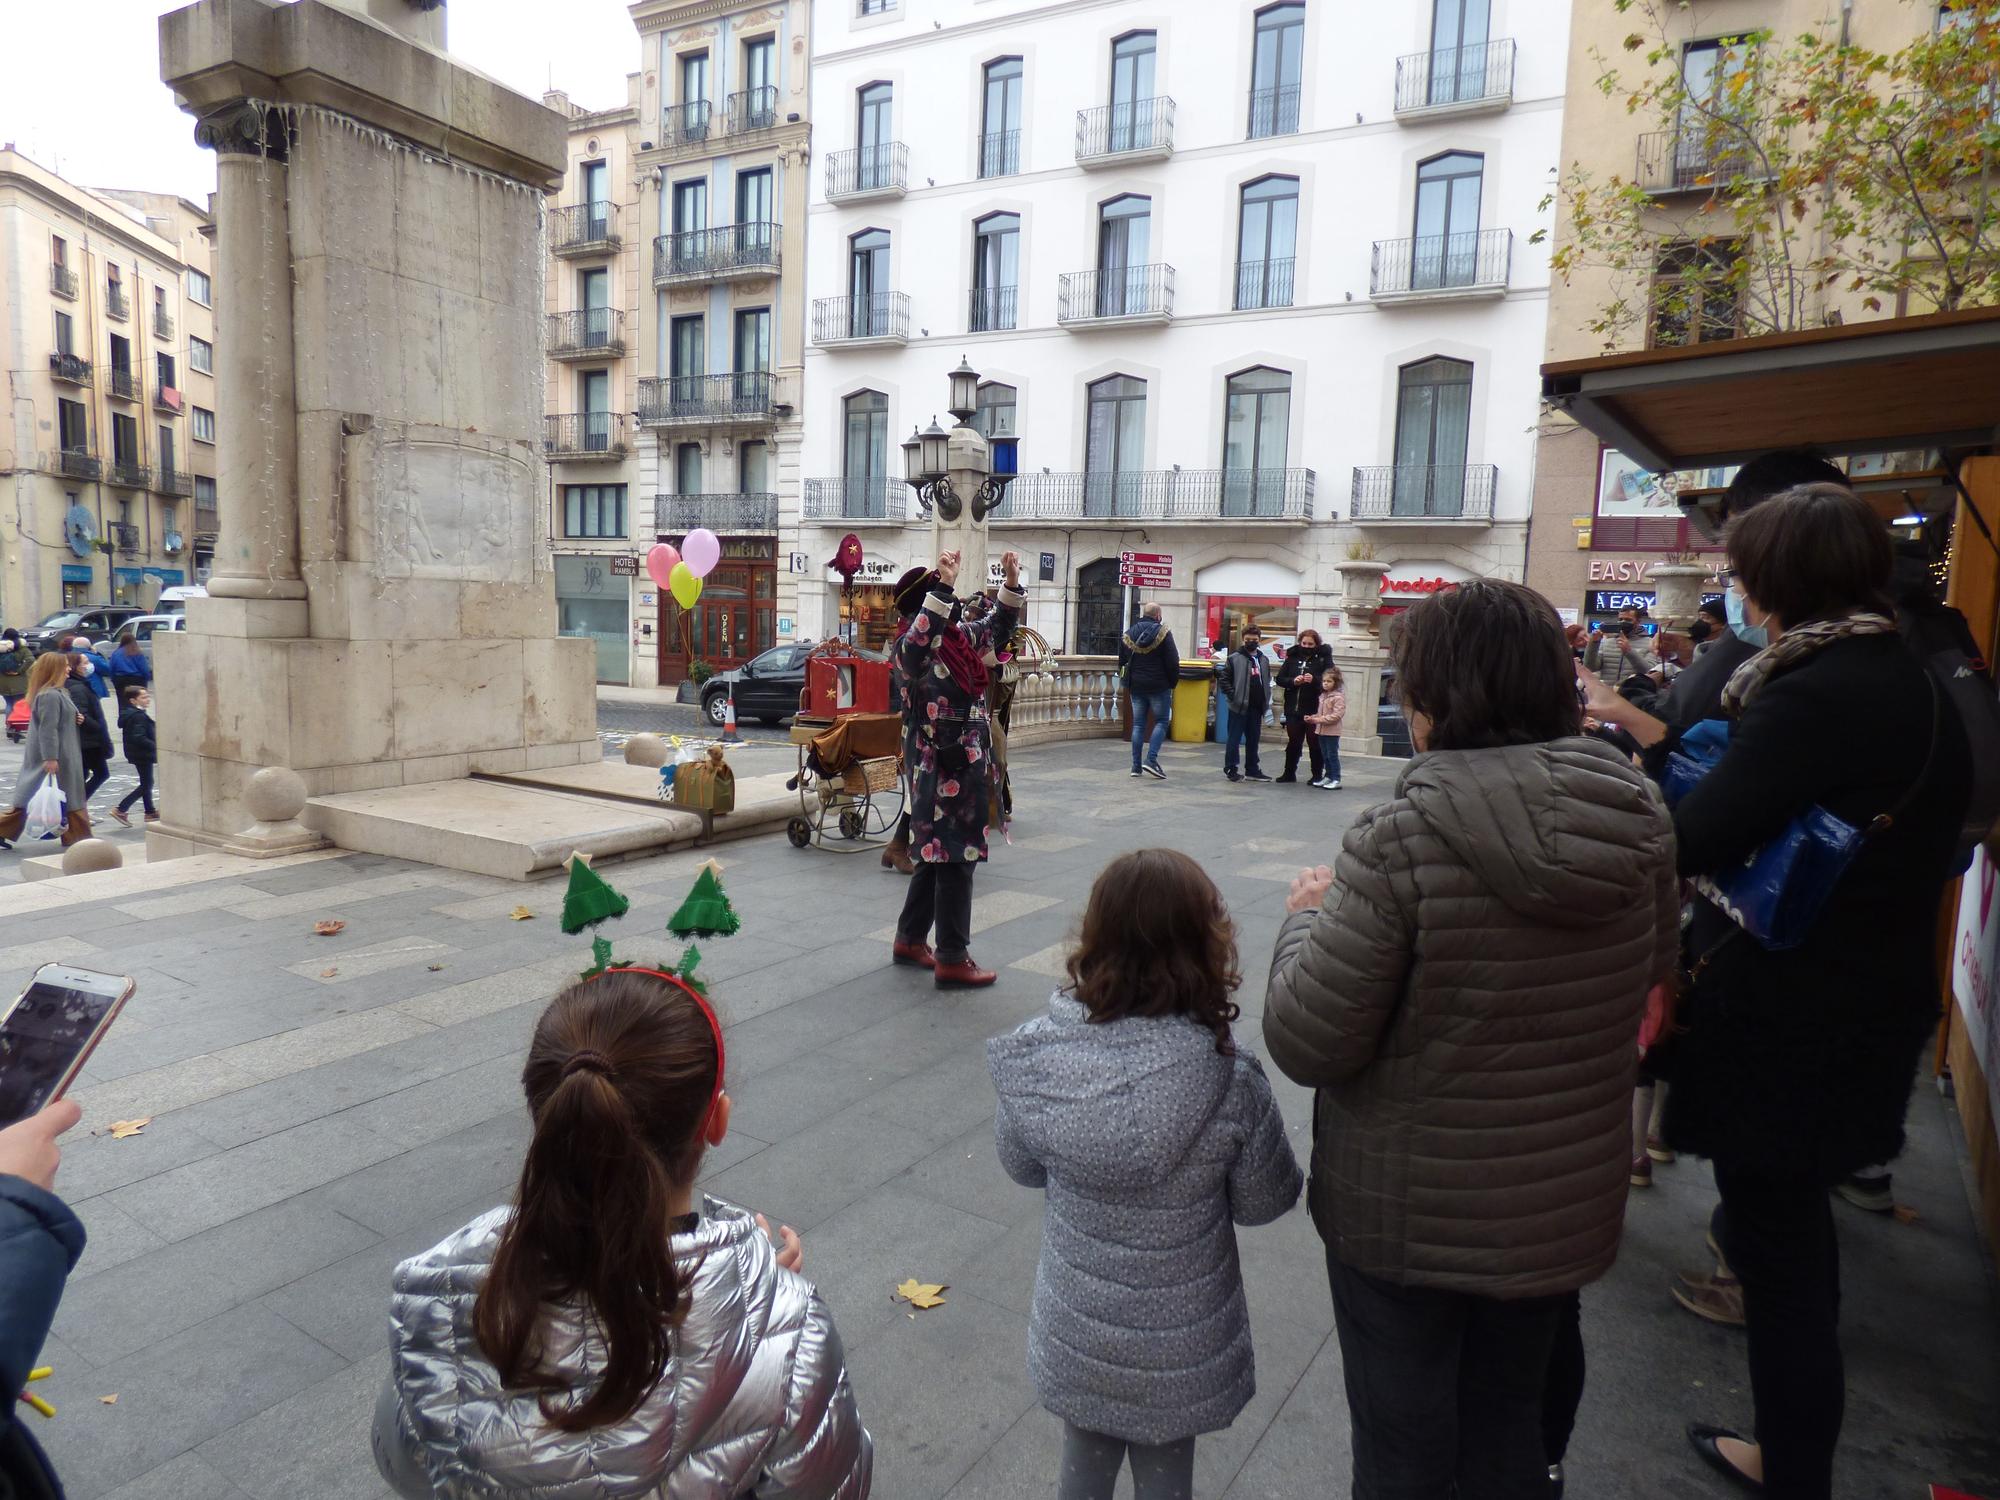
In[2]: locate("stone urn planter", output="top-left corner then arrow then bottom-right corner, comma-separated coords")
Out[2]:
1648,562 -> 1711,628
1333,559 -> 1393,612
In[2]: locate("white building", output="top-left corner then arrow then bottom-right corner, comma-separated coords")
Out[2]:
800,0 -> 1569,657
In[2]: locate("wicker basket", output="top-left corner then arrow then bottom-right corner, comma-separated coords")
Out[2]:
842,756 -> 900,795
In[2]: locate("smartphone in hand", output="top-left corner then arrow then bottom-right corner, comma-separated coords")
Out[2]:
0,964 -> 135,1127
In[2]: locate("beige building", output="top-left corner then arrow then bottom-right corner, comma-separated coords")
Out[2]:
1,149 -> 217,627
1526,0 -> 1961,626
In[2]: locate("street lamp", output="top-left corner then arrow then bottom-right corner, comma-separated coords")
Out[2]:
947,357 -> 979,425
901,359 -> 1017,531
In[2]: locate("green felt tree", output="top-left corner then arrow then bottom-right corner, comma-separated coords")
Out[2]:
561,856 -> 631,935
667,863 -> 739,939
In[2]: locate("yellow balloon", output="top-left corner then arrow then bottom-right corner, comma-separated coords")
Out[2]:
670,561 -> 703,609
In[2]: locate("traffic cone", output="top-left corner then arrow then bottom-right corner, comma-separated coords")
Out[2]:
721,689 -> 742,744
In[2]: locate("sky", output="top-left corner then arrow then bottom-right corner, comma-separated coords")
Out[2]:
0,0 -> 640,204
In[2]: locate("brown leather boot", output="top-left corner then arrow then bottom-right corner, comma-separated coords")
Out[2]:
891,941 -> 936,970
881,839 -> 915,875
933,957 -> 997,989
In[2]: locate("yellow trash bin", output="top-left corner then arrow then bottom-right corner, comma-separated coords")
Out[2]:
1170,666 -> 1211,744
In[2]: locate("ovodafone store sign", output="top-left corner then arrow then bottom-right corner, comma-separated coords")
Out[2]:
1381,563 -> 1476,598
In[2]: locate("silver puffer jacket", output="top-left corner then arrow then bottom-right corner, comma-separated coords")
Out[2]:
372,1196 -> 873,1499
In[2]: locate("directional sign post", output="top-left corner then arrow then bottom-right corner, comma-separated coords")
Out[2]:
1116,550 -> 1174,632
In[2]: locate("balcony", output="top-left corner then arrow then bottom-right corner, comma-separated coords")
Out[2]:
803,476 -> 926,525
155,384 -> 185,414
549,202 -> 620,256
1234,258 -> 1296,310
48,352 -> 92,386
1369,229 -> 1513,302
1350,464 -> 1498,523
825,143 -> 907,202
57,448 -> 101,481
1057,265 -> 1175,327
109,522 -> 140,557
156,467 -> 194,498
1247,84 -> 1301,139
978,130 -> 1020,178
1393,39 -> 1516,119
969,285 -> 1018,333
1637,127 -> 1766,195
543,412 -> 629,462
654,492 -> 779,534
637,372 -> 775,430
51,264 -> 78,300
154,308 -> 174,340
107,286 -> 129,321
1076,98 -> 1175,166
107,367 -> 141,401
989,468 -> 1315,524
547,308 -> 628,359
661,99 -> 713,150
813,292 -> 910,347
726,86 -> 779,135
107,460 -> 151,490
652,223 -> 780,285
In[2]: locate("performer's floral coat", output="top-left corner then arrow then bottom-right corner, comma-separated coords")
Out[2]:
895,584 -> 1024,865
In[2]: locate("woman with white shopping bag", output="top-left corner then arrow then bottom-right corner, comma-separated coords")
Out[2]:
0,652 -> 91,847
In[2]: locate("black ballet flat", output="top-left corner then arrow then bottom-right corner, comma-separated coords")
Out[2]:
1688,1424 -> 1763,1492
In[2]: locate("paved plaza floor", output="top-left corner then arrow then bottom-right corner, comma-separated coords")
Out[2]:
8,737 -> 1999,1499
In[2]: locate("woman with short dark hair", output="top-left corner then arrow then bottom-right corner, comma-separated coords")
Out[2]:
1265,579 -> 1679,1497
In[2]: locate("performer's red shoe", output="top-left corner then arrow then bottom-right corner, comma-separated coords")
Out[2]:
892,941 -> 936,970
934,958 -> 997,989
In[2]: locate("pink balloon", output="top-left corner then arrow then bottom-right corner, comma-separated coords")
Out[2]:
646,543 -> 681,588
682,528 -> 722,579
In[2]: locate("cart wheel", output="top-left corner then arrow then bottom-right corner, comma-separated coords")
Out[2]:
838,808 -> 865,841
786,817 -> 812,849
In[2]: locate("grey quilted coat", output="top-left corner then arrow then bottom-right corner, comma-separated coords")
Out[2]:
987,994 -> 1303,1444
371,1196 -> 872,1499
1264,738 -> 1678,1299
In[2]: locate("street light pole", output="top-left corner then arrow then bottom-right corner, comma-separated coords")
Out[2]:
902,357 -> 1017,594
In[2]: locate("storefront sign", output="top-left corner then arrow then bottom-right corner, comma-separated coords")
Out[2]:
1586,589 -> 1727,617
113,567 -> 185,587
61,564 -> 94,584
666,536 -> 774,562
1588,558 -> 1728,585
1382,575 -> 1459,596
1039,551 -> 1057,583
610,555 -> 640,576
1952,847 -> 2000,1128
778,615 -> 794,637
844,556 -> 902,582
1596,449 -> 1739,520
789,551 -> 809,574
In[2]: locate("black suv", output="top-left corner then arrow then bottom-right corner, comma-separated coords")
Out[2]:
699,641 -> 891,727
21,605 -> 147,656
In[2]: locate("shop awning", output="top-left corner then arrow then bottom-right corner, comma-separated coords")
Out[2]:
1540,305 -> 2000,473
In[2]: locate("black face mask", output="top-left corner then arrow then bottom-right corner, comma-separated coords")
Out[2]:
1689,619 -> 1714,643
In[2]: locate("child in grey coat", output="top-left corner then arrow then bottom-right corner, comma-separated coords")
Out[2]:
987,848 -> 1303,1500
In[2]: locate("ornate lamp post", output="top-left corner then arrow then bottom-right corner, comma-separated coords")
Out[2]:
902,357 -> 1018,592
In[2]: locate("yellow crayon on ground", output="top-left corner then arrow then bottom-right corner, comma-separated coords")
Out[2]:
28,1368 -> 52,1382
21,1392 -> 56,1419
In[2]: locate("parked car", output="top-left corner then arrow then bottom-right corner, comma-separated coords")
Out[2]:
124,613 -> 187,659
698,641 -> 879,728
20,605 -> 147,656
155,584 -> 207,613
1377,665 -> 1415,759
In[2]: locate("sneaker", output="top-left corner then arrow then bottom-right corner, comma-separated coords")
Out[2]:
1142,762 -> 1166,780
1244,770 -> 1272,782
1629,1154 -> 1652,1188
1130,767 -> 1144,778
1646,1133 -> 1677,1164
1225,770 -> 1242,782
1327,779 -> 1342,790
1835,1171 -> 1895,1214
1671,1269 -> 1746,1327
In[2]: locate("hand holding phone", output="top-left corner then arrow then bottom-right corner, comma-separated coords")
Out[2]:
0,964 -> 135,1128
0,1099 -> 82,1191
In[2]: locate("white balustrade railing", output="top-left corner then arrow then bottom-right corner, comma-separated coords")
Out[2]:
1006,656 -> 1127,746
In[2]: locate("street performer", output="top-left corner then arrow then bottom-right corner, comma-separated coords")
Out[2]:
879,565 -> 934,876
891,548 -> 1026,989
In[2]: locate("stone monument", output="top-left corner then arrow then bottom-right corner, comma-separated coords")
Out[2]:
151,0 -> 598,859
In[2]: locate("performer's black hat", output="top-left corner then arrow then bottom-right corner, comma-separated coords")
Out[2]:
892,566 -> 934,617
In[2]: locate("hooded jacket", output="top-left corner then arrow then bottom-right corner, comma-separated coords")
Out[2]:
372,1196 -> 872,1500
1117,617 -> 1180,695
1264,738 -> 1678,1298
1,1176 -> 84,1500
987,996 -> 1302,1444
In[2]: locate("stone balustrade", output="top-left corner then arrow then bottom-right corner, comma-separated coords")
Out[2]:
1006,656 -> 1127,748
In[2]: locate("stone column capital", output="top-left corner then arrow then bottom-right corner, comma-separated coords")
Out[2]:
194,102 -> 293,161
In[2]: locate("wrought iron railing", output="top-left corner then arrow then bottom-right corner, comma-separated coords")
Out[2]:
1234,258 -> 1296,310
978,130 -> 1020,178
107,367 -> 140,401
637,372 -> 775,425
154,384 -> 183,413
813,292 -> 910,343
547,308 -> 627,357
106,286 -> 129,321
154,308 -> 174,339
969,285 -> 1018,332
549,202 -> 620,253
1350,463 -> 1497,521
108,460 -> 151,490
1057,264 -> 1175,323
110,522 -> 140,556
51,265 -> 78,299
1076,97 -> 1175,160
988,467 -> 1315,523
654,492 -> 779,533
726,86 -> 779,134
543,412 -> 628,457
1393,39 -> 1516,113
825,142 -> 908,198
57,448 -> 100,481
48,352 -> 92,386
1370,229 -> 1513,296
157,468 -> 194,498
1636,127 -> 1764,193
652,222 -> 780,282
662,99 -> 713,148
1247,83 -> 1302,138
803,476 -> 925,522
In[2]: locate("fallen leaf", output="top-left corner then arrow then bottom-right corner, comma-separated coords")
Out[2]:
106,1118 -> 150,1140
509,906 -> 535,921
1892,1203 -> 1921,1225
894,1278 -> 948,1311
320,968 -> 338,979
99,1394 -> 117,1405
426,963 -> 445,972
313,919 -> 346,936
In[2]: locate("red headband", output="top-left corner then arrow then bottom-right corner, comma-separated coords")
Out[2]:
594,965 -> 727,1123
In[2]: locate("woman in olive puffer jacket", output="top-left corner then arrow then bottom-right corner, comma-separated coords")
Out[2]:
1264,580 -> 1679,1499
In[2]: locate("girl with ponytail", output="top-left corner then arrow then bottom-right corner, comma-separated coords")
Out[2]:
372,969 -> 873,1498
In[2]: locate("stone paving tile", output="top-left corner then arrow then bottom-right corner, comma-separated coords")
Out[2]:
389,953 -> 580,1027
862,886 -> 1063,943
0,933 -> 101,970
197,1352 -> 391,1500
701,1108 -> 937,1233
284,935 -> 459,984
94,1452 -> 256,1500
208,1007 -> 439,1086
800,1185 -> 1011,1355
302,1112 -> 531,1238
333,1052 -> 527,1147
55,1113 -> 231,1205
66,1196 -> 168,1284
110,885 -> 271,921
1007,939 -> 1073,978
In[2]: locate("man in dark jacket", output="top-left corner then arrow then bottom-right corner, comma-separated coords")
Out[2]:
1216,628 -> 1273,782
103,632 -> 151,697
1118,603 -> 1179,780
0,1099 -> 85,1500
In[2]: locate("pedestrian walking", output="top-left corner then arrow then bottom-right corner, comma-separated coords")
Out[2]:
0,652 -> 91,847
111,685 -> 158,826
1265,579 -> 1678,1500
0,629 -> 29,710
1119,602 -> 1179,780
1,1098 -> 87,1500
1305,666 -> 1345,789
1217,627 -> 1273,782
66,638 -> 112,702
987,848 -> 1302,1500
103,631 -> 151,697
1276,630 -> 1332,784
891,549 -> 1026,989
66,654 -> 112,805
372,969 -> 872,1500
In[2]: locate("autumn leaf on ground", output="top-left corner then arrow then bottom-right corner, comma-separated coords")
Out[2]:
313,919 -> 346,936
509,906 -> 535,922
320,968 -> 338,979
894,1278 -> 948,1311
1892,1204 -> 1921,1226
106,1118 -> 150,1140
426,963 -> 445,972
99,1394 -> 117,1405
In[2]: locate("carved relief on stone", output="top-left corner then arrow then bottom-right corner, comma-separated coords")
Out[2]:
366,424 -> 538,585
666,22 -> 719,45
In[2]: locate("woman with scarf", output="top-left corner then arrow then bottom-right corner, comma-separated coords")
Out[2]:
891,548 -> 1025,989
1582,483 -> 1971,1499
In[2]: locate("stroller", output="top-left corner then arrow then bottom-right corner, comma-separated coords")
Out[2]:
6,696 -> 28,745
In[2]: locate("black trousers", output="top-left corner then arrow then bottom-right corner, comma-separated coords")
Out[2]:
1712,1165 -> 1843,1499
1326,1253 -> 1565,1500
117,763 -> 155,817
81,755 -> 110,803
1541,1291 -> 1585,1465
1282,718 -> 1325,780
896,860 -> 974,963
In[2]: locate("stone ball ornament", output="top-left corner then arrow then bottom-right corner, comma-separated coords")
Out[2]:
63,839 -> 124,876
246,766 -> 310,825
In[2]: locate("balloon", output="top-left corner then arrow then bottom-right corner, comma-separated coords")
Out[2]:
669,561 -> 703,609
646,543 -> 681,589
682,528 -> 722,579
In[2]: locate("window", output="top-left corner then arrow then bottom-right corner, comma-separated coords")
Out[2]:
563,484 -> 627,538
1084,375 -> 1147,517
1250,4 -> 1306,138
579,267 -> 611,347
1427,0 -> 1492,106
194,474 -> 216,508
974,382 -> 1017,440
190,335 -> 214,374
1109,33 -> 1159,152
58,399 -> 88,452
848,229 -> 892,336
192,407 -> 215,444
1412,151 -> 1484,289
672,178 -> 708,238
1236,176 -> 1299,309
53,310 -> 73,356
843,390 -> 889,515
110,334 -> 132,376
159,425 -> 178,475
735,167 -> 774,258
51,235 -> 68,269
157,351 -> 178,389
186,267 -> 212,306
981,59 -> 1023,177
671,314 -> 706,387
1095,195 -> 1152,317
734,307 -> 771,374
107,263 -> 124,313
972,212 -> 1020,331
857,82 -> 894,190
739,439 -> 771,493
859,0 -> 894,13
675,443 -> 704,496
113,413 -> 139,466
1223,367 -> 1293,515
1650,241 -> 1743,347
1391,357 -> 1474,516
580,160 -> 609,239
680,51 -> 710,105
580,370 -> 611,451
743,35 -> 776,96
